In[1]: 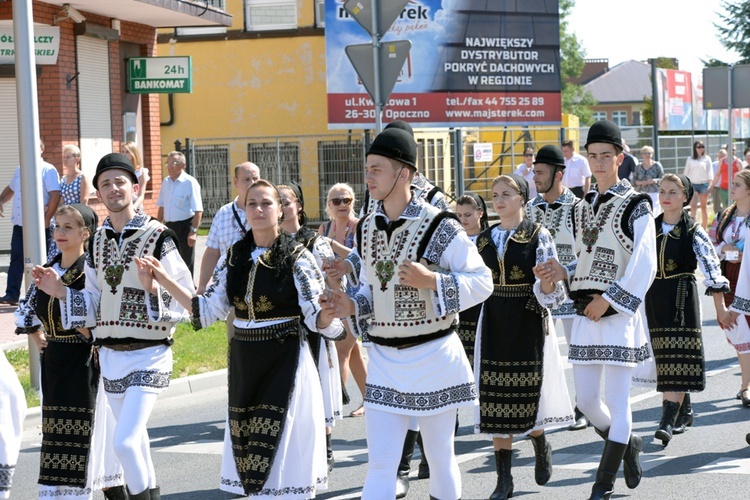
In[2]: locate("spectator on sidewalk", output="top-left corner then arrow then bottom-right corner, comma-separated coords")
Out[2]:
561,139 -> 592,198
0,141 -> 61,306
157,151 -> 203,277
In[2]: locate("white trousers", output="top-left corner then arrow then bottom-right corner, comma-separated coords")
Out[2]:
362,408 -> 461,500
573,363 -> 633,444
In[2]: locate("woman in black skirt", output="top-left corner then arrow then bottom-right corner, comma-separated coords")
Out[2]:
645,174 -> 729,446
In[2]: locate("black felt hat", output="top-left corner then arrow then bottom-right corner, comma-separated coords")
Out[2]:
367,128 -> 417,168
93,153 -> 138,189
534,145 -> 566,169
384,120 -> 414,137
584,120 -> 623,151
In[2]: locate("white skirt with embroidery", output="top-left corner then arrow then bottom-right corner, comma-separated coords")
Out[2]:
364,333 -> 477,417
98,345 -> 172,398
38,381 -> 124,499
0,350 -> 26,500
723,317 -> 750,354
317,340 -> 343,426
219,341 -> 328,499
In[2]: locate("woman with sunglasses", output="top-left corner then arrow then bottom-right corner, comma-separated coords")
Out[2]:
683,141 -> 713,229
318,183 -> 369,418
633,145 -> 664,215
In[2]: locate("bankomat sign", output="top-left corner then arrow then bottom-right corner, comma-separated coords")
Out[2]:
128,56 -> 192,94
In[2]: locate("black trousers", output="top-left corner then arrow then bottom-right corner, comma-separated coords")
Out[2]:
165,217 -> 195,276
569,186 -> 585,198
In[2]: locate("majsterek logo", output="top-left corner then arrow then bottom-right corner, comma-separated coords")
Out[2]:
335,0 -> 429,21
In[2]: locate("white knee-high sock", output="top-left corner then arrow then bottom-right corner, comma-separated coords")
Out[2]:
361,408 -> 409,499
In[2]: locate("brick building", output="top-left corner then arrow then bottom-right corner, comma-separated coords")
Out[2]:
0,1 -> 230,251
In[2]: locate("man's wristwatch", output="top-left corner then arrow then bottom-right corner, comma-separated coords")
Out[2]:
190,227 -> 198,234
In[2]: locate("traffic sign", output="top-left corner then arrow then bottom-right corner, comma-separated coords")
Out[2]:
128,56 -> 192,94
345,40 -> 411,107
344,0 -> 409,37
703,64 -> 750,109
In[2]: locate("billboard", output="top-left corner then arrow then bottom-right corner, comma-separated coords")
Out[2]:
324,0 -> 562,129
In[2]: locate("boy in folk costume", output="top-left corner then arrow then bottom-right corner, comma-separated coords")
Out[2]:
544,121 -> 657,499
35,153 -> 194,500
331,127 -> 493,499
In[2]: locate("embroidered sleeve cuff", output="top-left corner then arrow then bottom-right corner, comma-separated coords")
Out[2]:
705,284 -> 731,296
434,271 -> 460,317
603,282 -> 641,316
533,280 -> 567,309
191,295 -> 204,330
146,284 -> 175,324
346,252 -> 361,286
317,316 -> 345,341
62,288 -> 89,329
730,295 -> 750,314
15,326 -> 40,335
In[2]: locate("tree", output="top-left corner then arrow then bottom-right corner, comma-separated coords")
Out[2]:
559,0 -> 597,124
715,1 -> 750,64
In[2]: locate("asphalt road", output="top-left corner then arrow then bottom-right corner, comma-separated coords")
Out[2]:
10,291 -> 750,499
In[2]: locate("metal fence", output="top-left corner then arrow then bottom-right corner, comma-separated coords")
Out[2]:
179,127 -> 746,226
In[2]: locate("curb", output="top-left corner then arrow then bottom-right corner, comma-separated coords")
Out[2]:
23,368 -> 227,429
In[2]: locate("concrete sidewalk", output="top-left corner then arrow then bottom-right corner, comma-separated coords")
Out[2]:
1,234 -> 208,351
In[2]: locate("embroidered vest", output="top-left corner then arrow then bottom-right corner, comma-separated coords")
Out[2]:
225,235 -> 305,322
476,219 -> 540,287
571,192 -> 642,293
93,220 -> 175,339
655,213 -> 699,279
360,204 -> 455,338
526,200 -> 577,266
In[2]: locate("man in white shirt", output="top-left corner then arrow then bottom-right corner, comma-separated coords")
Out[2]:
561,139 -> 592,198
0,142 -> 61,305
196,161 -> 259,295
157,151 -> 203,277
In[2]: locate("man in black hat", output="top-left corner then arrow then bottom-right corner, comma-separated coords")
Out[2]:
543,120 -> 656,499
526,145 -> 589,431
34,153 -> 195,500
329,127 -> 492,500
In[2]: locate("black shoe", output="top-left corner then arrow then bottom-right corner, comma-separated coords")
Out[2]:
529,433 -> 552,486
489,449 -> 514,500
569,406 -> 590,431
103,486 -> 128,500
737,390 -> 742,400
396,475 -> 410,499
149,486 -> 161,500
622,434 -> 643,489
672,394 -> 693,435
326,434 -> 335,473
654,400 -> 681,446
396,429 -> 418,498
589,440 -> 627,500
416,431 -> 430,479
0,296 -> 18,306
741,390 -> 750,408
746,433 -> 750,446
342,383 -> 351,406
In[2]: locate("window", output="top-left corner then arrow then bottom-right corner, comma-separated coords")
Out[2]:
245,0 -> 297,31
593,111 -> 607,121
632,111 -> 641,126
247,141 -> 300,184
315,0 -> 325,28
612,111 -> 627,127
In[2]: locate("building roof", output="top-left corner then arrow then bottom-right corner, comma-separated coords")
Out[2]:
584,59 -> 652,104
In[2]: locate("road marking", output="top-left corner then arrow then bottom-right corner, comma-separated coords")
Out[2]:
157,439 -> 223,455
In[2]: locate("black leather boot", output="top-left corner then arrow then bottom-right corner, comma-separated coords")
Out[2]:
622,433 -> 643,489
416,431 -> 430,479
326,433 -> 335,472
396,429 -> 419,499
529,433 -> 552,486
127,487 -> 151,500
489,449 -> 514,500
103,486 -> 128,500
589,440 -> 627,500
654,400 -> 681,445
149,486 -> 161,500
672,393 -> 693,435
569,405 -> 590,430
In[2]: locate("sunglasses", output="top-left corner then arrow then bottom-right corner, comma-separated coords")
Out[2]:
696,145 -> 705,149
330,197 -> 352,206
524,154 -> 534,157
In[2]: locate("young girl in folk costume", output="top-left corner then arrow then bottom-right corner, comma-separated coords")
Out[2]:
19,204 -> 126,499
279,182 -> 344,470
135,180 -> 343,499
645,175 -> 730,446
0,351 -> 26,499
474,174 -> 573,500
455,192 -> 489,366
709,169 -> 750,406
318,183 -> 368,417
